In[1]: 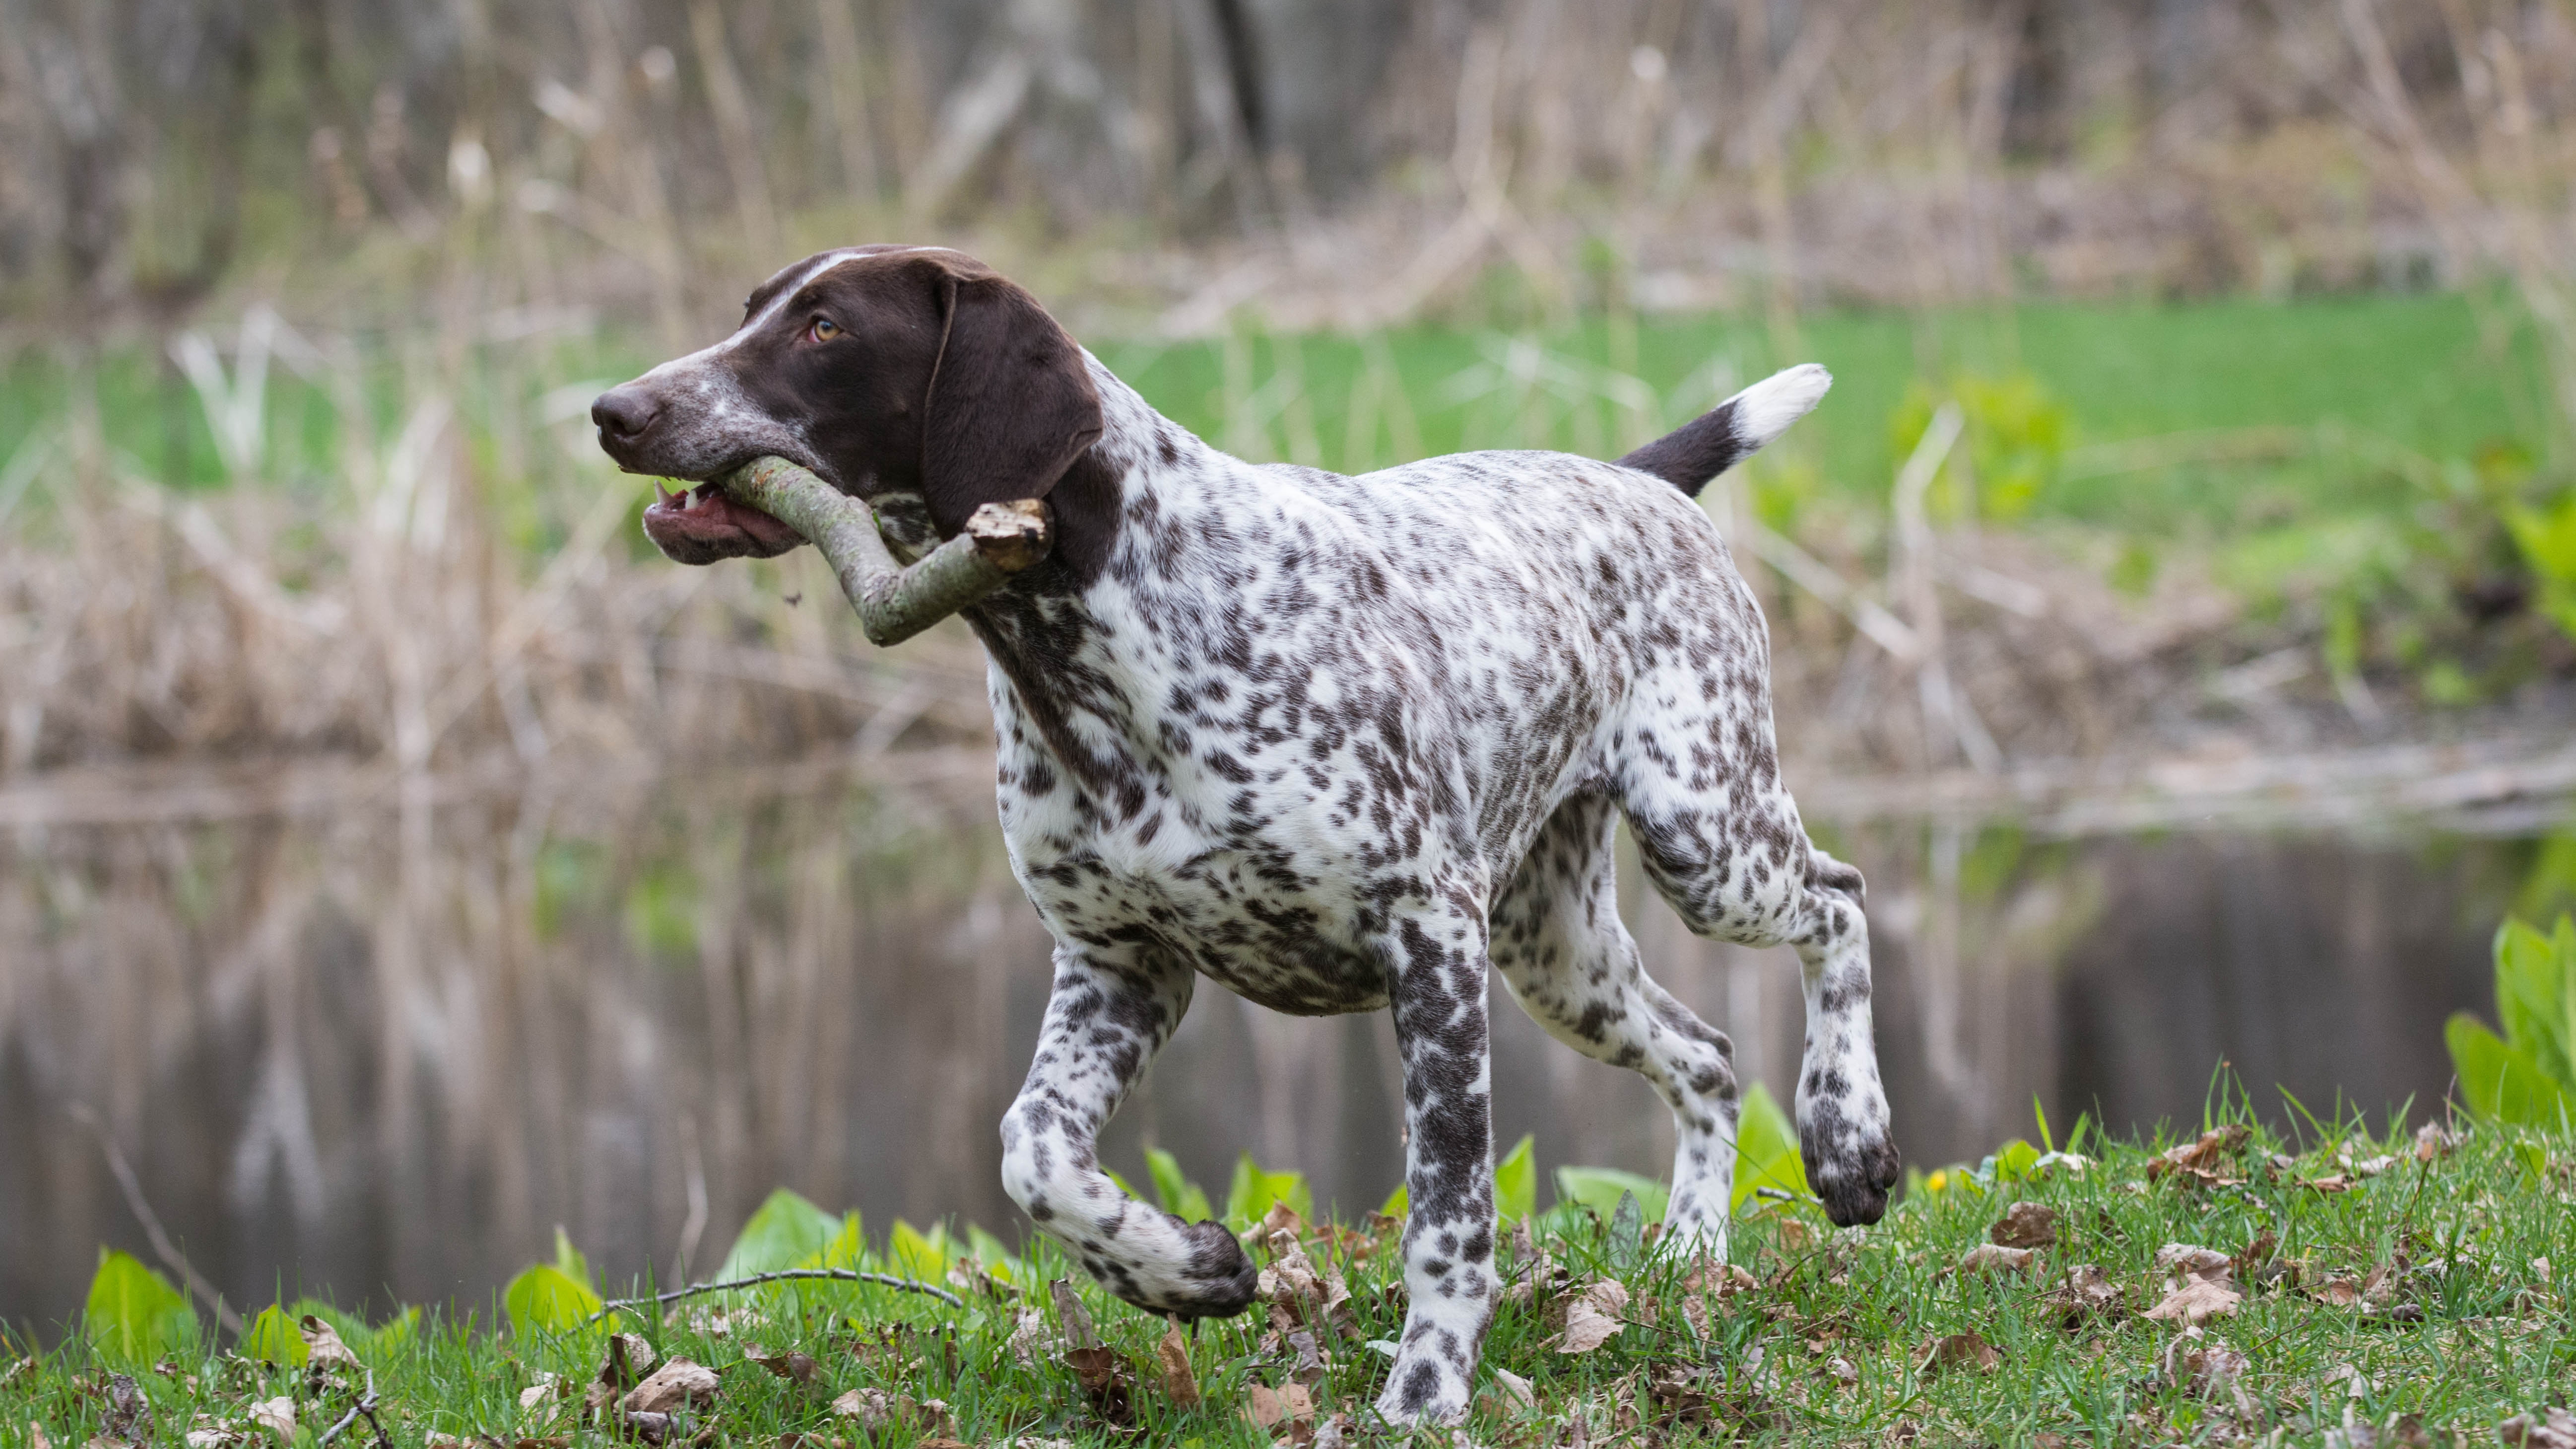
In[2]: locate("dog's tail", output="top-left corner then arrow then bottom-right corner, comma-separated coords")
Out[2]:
1615,363 -> 1831,495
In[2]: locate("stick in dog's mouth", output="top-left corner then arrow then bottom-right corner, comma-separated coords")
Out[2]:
695,456 -> 1052,647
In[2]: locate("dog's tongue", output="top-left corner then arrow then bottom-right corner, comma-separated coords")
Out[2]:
641,482 -> 804,564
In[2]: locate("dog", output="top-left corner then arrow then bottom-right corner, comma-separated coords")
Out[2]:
592,245 -> 1899,1425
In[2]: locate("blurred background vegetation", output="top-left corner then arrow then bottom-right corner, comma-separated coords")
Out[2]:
10,0 -> 2576,1332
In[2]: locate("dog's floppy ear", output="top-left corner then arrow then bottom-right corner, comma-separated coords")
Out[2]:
914,255 -> 1103,537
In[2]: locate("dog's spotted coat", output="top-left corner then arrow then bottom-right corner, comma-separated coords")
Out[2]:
593,247 -> 1901,1426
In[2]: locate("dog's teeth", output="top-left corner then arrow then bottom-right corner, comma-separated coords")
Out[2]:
654,480 -> 675,506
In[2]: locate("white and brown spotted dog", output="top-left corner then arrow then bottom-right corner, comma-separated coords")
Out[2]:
592,246 -> 1900,1425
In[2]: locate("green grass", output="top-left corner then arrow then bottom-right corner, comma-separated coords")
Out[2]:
15,1110 -> 2575,1447
11,290 -> 2552,519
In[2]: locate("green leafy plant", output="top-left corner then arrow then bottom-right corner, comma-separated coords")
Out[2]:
1144,1147 -> 1215,1223
82,1250 -> 197,1363
1222,1153 -> 1313,1230
2507,492 -> 2576,640
502,1227 -> 604,1337
2446,915 -> 2576,1128
1889,371 -> 2072,523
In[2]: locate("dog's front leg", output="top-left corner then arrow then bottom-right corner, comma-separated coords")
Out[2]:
999,947 -> 1256,1318
1375,907 -> 1498,1427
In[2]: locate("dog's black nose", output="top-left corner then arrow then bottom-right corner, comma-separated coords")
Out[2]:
591,387 -> 659,440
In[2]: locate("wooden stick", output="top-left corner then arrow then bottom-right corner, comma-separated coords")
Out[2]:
591,1267 -> 965,1317
714,457 -> 1050,647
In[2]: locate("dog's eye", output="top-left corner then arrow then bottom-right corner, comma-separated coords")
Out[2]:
808,317 -> 840,342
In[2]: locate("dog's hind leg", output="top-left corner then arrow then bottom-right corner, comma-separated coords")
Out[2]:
1617,718 -> 1903,1227
999,947 -> 1256,1318
1492,793 -> 1741,1255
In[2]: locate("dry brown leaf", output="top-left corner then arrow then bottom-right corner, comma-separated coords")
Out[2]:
2146,1125 -> 2251,1188
743,1347 -> 823,1396
1004,1306 -> 1056,1367
1989,1201 -> 2058,1249
2500,1407 -> 2576,1448
1960,1244 -> 2038,1276
586,1334 -> 659,1410
28,1425 -> 51,1449
2306,1173 -> 2353,1193
1258,1200 -> 1308,1242
2166,1341 -> 2249,1397
2415,1122 -> 2462,1162
623,1359 -> 719,1415
297,1316 -> 361,1373
247,1399 -> 295,1446
2048,1263 -> 2123,1329
2144,1277 -> 2241,1324
2154,1244 -> 2233,1278
1920,1332 -> 2000,1375
98,1376 -> 151,1448
1240,1382 -> 1317,1432
1062,1346 -> 1136,1425
1555,1279 -> 1631,1354
1490,1367 -> 1536,1409
518,1374 -> 561,1411
2314,1277 -> 2363,1306
1157,1318 -> 1200,1409
1048,1279 -> 1098,1352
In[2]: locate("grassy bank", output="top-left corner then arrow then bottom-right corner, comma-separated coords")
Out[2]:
13,1108 -> 2573,1447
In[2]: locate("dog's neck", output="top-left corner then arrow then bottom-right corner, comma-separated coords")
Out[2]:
962,355 -> 1262,800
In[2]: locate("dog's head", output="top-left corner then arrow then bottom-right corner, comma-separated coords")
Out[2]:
593,246 -> 1103,565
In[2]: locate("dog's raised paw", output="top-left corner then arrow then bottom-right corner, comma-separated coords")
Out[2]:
1170,1218 -> 1258,1316
1806,1133 -> 1903,1227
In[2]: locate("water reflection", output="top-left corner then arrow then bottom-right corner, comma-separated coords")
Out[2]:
0,778 -> 2522,1333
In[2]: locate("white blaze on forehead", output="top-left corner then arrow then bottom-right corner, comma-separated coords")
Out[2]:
637,246 -> 969,383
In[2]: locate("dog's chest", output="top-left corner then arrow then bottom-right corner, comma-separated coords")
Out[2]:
989,643 -> 1429,1014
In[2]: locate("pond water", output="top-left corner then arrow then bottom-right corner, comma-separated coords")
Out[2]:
0,770 -> 2530,1335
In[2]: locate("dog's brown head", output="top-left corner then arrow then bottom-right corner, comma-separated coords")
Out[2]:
593,246 -> 1103,565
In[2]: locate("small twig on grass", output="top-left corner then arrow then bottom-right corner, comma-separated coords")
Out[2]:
316,1369 -> 392,1449
68,1103 -> 246,1334
591,1267 -> 963,1318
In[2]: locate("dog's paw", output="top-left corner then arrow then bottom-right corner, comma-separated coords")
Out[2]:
1139,1218 -> 1256,1318
1804,1131 -> 1902,1227
1373,1355 -> 1473,1428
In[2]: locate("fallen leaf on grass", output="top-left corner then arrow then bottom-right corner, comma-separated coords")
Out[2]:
741,1346 -> 822,1394
2146,1125 -> 2251,1188
1555,1279 -> 1631,1354
623,1359 -> 719,1415
2144,1277 -> 2240,1324
1919,1332 -> 2000,1375
2306,1174 -> 2353,1193
1989,1201 -> 2058,1249
2154,1244 -> 2233,1278
1157,1318 -> 1200,1409
2415,1122 -> 2462,1162
1488,1367 -> 1536,1409
1959,1243 -> 2038,1276
298,1316 -> 362,1379
2048,1264 -> 2124,1328
1062,1346 -> 1136,1425
2163,1339 -> 2249,1398
2501,1408 -> 2576,1449
518,1374 -> 562,1411
828,1389 -> 951,1436
1240,1382 -> 1317,1433
98,1376 -> 152,1446
586,1334 -> 659,1409
247,1399 -> 295,1445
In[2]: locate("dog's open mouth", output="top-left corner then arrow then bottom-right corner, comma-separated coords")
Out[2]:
641,481 -> 805,565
